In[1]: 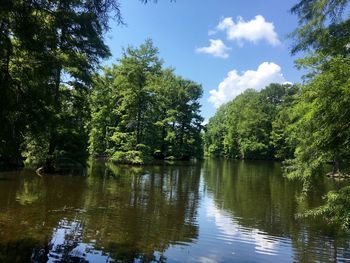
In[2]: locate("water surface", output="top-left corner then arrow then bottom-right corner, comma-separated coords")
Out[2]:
0,159 -> 349,262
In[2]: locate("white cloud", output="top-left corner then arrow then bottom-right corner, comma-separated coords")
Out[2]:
208,30 -> 216,36
196,39 -> 231,58
217,15 -> 280,46
209,62 -> 286,108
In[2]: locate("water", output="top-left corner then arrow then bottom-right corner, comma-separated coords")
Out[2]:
0,159 -> 349,262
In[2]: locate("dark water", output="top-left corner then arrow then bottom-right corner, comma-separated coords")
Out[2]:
0,159 -> 349,262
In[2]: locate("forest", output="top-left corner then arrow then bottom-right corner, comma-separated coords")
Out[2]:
0,0 -> 350,230
0,1 -> 203,171
205,83 -> 298,161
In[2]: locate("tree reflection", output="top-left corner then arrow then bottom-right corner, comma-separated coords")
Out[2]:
1,160 -> 349,262
0,161 -> 201,262
202,159 -> 350,263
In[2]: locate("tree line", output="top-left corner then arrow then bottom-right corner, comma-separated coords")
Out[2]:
204,83 -> 298,161
205,0 -> 350,229
0,1 -> 203,170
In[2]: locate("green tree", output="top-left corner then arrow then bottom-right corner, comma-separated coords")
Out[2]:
286,56 -> 350,181
287,0 -> 350,229
89,66 -> 120,156
0,0 -> 122,170
151,69 -> 203,159
270,84 -> 299,160
287,0 -> 350,180
290,0 -> 349,55
205,83 -> 296,160
204,104 -> 228,157
89,40 -> 204,164
169,77 -> 203,159
107,40 -> 162,163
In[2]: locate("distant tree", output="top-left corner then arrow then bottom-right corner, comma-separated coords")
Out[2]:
204,104 -> 228,157
205,83 -> 296,160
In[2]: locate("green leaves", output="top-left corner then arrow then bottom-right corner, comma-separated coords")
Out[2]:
286,0 -> 350,229
205,83 -> 296,160
0,0 -> 122,169
303,186 -> 350,230
89,40 -> 204,164
290,0 -> 349,54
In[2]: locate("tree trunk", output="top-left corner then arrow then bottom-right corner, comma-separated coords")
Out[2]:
332,159 -> 340,175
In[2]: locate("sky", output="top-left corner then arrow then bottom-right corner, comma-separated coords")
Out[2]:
103,0 -> 304,121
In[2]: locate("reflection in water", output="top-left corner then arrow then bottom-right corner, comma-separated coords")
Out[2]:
202,159 -> 350,263
46,219 -> 111,262
0,159 -> 349,262
0,162 -> 201,262
206,201 -> 283,256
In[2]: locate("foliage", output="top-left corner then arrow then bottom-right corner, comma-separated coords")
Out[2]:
205,83 -> 297,160
285,56 -> 350,181
1,1 -> 193,170
111,151 -> 146,165
0,0 -> 121,170
204,104 -> 227,157
89,40 -> 204,164
288,0 -> 350,229
303,186 -> 350,230
290,0 -> 349,54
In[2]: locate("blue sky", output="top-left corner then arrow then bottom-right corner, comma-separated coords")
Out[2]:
104,0 -> 304,121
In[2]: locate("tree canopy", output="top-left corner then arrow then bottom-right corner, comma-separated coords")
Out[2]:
89,40 -> 203,164
0,0 -> 122,170
0,2 -> 203,170
205,83 -> 298,161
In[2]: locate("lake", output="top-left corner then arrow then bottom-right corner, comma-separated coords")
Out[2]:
0,159 -> 349,262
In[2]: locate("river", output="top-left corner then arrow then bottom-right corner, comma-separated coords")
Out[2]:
0,159 -> 349,262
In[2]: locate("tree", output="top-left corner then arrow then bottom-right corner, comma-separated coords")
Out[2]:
89,40 -> 204,164
286,56 -> 350,181
89,66 -> 119,156
168,77 -> 203,159
270,84 -> 299,160
287,0 -> 350,229
204,104 -> 228,157
113,39 -> 162,146
287,0 -> 350,179
151,70 -> 203,159
205,83 -> 296,160
0,0 -> 122,170
290,0 -> 349,55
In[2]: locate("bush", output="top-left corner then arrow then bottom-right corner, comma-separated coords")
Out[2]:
110,150 -> 146,165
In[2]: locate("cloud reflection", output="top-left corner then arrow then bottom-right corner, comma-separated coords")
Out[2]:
206,199 -> 280,256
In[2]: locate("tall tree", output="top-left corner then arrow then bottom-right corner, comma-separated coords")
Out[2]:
89,40 -> 204,164
0,0 -> 122,170
290,0 -> 349,55
287,0 -> 350,229
287,0 -> 350,179
113,39 -> 162,148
